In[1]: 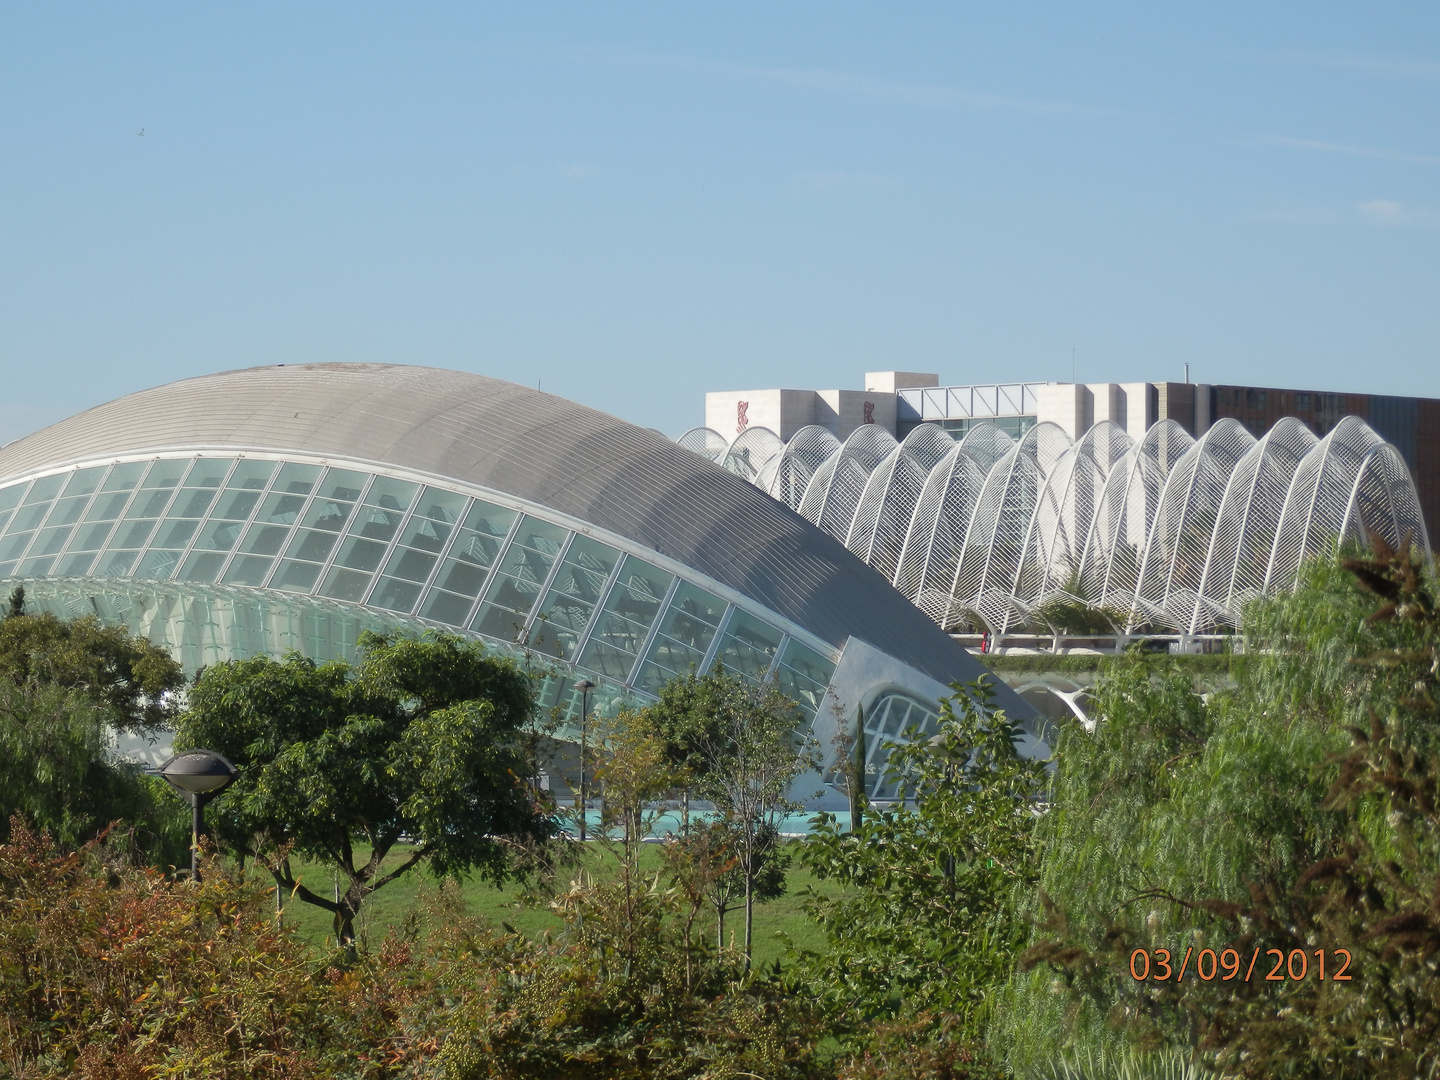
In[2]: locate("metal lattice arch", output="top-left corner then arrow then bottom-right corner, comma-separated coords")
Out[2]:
690,414 -> 1430,635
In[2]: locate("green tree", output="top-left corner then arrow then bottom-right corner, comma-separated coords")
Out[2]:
799,676 -> 1047,1053
174,631 -> 555,943
0,603 -> 186,856
646,668 -> 818,961
1010,540 -> 1440,1078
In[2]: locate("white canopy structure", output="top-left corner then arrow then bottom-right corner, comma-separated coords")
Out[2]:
680,414 -> 1430,635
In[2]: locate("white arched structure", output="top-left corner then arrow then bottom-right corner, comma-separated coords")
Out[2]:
686,413 -> 1430,634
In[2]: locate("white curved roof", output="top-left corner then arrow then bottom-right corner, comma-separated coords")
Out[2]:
0,363 -> 983,685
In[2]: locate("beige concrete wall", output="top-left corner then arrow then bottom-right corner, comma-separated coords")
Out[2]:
1034,383 -> 1090,440
1119,383 -> 1152,442
705,389 -> 817,440
864,371 -> 939,393
816,389 -> 898,439
1087,383 -> 1124,431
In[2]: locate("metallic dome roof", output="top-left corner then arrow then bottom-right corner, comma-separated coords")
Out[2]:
0,362 -> 988,688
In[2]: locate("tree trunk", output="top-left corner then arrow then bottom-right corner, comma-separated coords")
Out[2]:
743,872 -> 754,966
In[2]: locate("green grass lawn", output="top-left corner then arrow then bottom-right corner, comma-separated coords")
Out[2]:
273,839 -> 844,971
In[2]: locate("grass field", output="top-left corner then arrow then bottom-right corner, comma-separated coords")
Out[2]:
273,839 -> 844,970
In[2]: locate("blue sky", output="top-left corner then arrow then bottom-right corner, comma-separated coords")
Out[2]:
2,4 -> 1437,441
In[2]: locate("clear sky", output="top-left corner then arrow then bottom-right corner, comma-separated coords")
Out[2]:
2,3 -> 1437,443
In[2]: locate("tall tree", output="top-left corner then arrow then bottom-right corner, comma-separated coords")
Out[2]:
646,668 -> 818,960
174,631 -> 555,943
1011,541 -> 1440,1078
800,677 -> 1046,1052
0,606 -> 186,855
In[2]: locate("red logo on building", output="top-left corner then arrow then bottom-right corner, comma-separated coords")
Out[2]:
736,400 -> 749,434
863,400 -> 875,425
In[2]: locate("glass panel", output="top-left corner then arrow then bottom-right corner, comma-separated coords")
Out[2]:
419,589 -> 476,625
429,500 -> 515,599
184,458 -> 235,488
512,516 -> 568,555
470,527 -> 568,643
228,460 -> 277,489
298,496 -> 355,531
193,519 -> 244,552
70,522 -> 115,552
57,551 -> 97,576
0,533 -> 33,562
61,467 -> 107,498
84,491 -> 132,522
363,476 -> 419,514
576,557 -> 674,680
170,487 -> 219,519
141,459 -> 188,489
125,489 -> 174,519
635,581 -> 726,692
101,462 -> 146,491
255,487 -> 309,527
135,549 -> 181,579
112,519 -> 158,549
272,462 -> 322,495
45,496 -> 89,527
18,555 -> 56,576
32,526 -> 73,557
528,537 -> 620,660
381,546 -> 439,584
371,576 -> 423,613
211,488 -> 262,521
332,535 -> 388,572
0,484 -> 27,514
713,610 -> 783,681
177,550 -> 228,582
772,639 -> 836,714
317,468 -> 368,502
396,488 -> 466,553
285,527 -> 346,563
22,474 -> 64,504
13,503 -> 51,532
97,550 -> 139,577
237,522 -> 290,556
319,566 -> 374,602
272,559 -> 322,593
222,554 -> 275,586
156,519 -> 199,549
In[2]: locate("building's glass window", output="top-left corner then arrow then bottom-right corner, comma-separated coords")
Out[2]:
371,487 -> 468,612
319,476 -> 418,602
635,581 -> 726,694
862,691 -> 941,798
528,535 -> 620,661
420,500 -> 516,625
898,416 -> 1036,442
578,556 -> 673,681
713,609 -> 783,681
272,469 -> 369,594
471,516 -> 569,642
771,639 -> 836,714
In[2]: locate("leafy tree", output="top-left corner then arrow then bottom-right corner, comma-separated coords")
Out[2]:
174,631 -> 555,943
0,603 -> 186,856
799,677 -> 1046,1053
646,668 -> 819,960
1010,539 -> 1440,1078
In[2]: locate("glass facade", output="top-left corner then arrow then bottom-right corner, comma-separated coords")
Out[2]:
0,453 -> 839,729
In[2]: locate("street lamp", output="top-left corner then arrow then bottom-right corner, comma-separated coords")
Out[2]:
575,679 -> 595,843
159,749 -> 238,881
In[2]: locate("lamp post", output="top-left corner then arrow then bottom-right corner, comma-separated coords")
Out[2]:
159,749 -> 238,881
575,678 -> 595,843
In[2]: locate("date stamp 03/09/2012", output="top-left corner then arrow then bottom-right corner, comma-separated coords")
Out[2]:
1129,947 -> 1354,985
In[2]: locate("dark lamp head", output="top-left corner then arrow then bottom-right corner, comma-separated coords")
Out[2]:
160,750 -> 238,794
